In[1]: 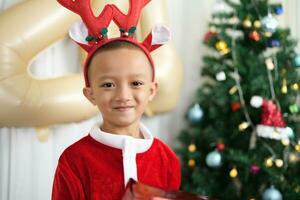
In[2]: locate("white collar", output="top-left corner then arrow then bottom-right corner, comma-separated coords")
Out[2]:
89,123 -> 154,153
89,123 -> 154,186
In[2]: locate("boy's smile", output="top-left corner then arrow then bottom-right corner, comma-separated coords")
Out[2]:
83,47 -> 157,138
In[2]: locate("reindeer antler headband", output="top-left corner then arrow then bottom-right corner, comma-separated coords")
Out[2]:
57,0 -> 171,87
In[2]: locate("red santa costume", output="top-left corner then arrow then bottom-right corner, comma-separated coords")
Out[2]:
52,123 -> 181,199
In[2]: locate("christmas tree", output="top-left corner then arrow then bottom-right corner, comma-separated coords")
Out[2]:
177,0 -> 300,199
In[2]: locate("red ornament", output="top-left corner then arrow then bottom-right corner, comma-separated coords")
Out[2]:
231,102 -> 241,111
249,31 -> 260,41
250,164 -> 260,175
203,31 -> 217,43
216,143 -> 225,151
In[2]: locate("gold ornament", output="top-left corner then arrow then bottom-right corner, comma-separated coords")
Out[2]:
275,159 -> 284,168
188,144 -> 197,153
291,83 -> 299,91
239,122 -> 250,131
215,40 -> 230,55
243,18 -> 252,28
295,144 -> 300,152
229,167 -> 238,178
265,157 -> 273,167
281,79 -> 288,94
215,40 -> 227,51
254,20 -> 261,28
188,159 -> 196,167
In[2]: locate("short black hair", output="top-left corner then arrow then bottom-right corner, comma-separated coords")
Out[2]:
86,40 -> 146,84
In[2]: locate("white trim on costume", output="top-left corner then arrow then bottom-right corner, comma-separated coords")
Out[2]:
89,123 -> 154,187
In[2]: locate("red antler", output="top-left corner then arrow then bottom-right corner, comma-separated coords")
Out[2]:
111,0 -> 151,35
57,0 -> 113,37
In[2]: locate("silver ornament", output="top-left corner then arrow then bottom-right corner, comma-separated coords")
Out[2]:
187,104 -> 203,124
262,185 -> 282,200
205,150 -> 222,168
261,14 -> 278,33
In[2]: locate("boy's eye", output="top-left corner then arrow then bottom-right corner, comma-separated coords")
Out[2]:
100,83 -> 114,88
132,81 -> 144,87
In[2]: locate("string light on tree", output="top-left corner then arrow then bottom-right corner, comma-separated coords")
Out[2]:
265,58 -> 275,70
291,83 -> 299,91
281,138 -> 290,146
265,157 -> 274,167
295,144 -> 300,152
229,167 -> 238,178
216,71 -> 226,81
188,144 -> 197,153
289,104 -> 299,114
281,79 -> 288,94
275,159 -> 284,168
239,122 -> 250,131
289,152 -> 299,163
229,85 -> 238,95
188,159 -> 196,168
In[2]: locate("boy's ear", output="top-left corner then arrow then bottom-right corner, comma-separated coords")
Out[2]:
148,82 -> 158,101
83,87 -> 96,105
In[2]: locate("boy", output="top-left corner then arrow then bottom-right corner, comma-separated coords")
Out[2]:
52,0 -> 181,199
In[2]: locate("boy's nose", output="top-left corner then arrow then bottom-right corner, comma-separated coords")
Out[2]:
114,85 -> 132,102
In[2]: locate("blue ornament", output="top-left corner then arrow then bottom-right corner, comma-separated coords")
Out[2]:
294,54 -> 300,67
267,39 -> 280,48
187,104 -> 203,124
262,14 -> 278,33
205,150 -> 222,168
262,186 -> 282,200
274,6 -> 283,15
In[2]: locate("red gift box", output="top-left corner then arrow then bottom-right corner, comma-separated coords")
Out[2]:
122,179 -> 217,200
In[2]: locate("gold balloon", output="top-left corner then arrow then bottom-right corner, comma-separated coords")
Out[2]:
0,0 -> 183,127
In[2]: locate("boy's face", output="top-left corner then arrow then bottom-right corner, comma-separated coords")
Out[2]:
83,48 -> 157,129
